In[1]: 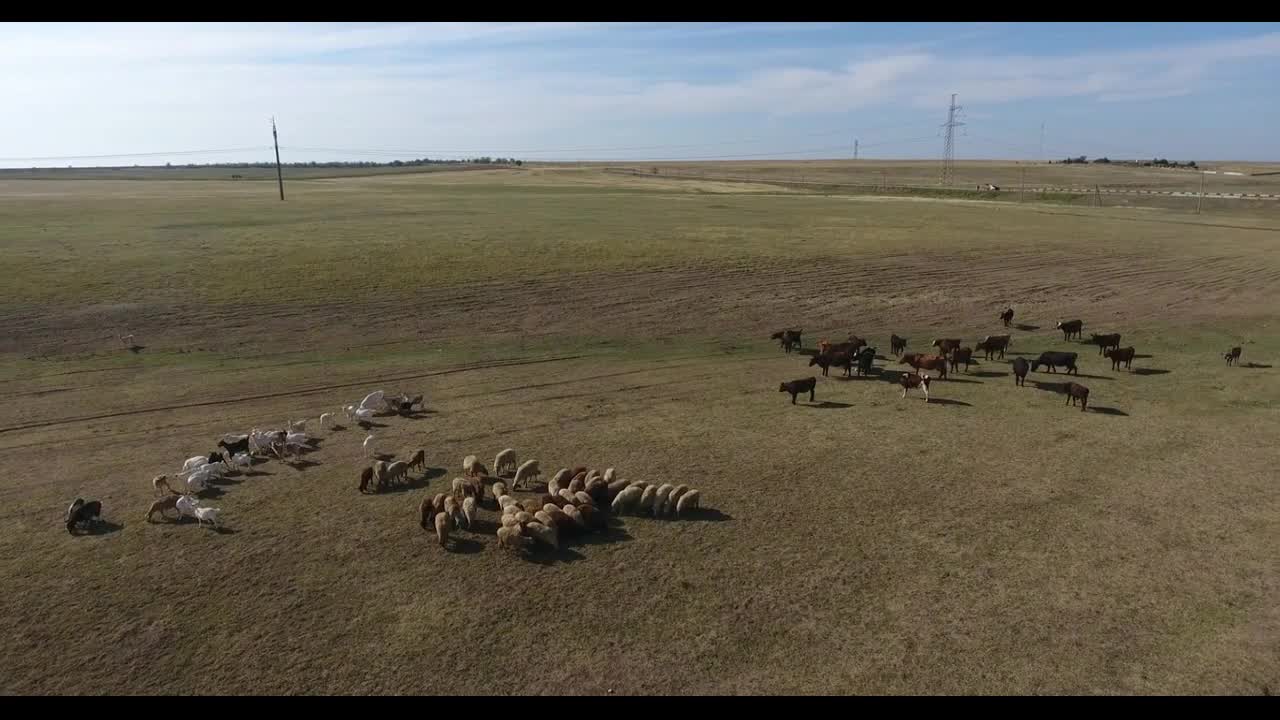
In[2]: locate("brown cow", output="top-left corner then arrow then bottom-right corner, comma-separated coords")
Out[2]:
899,373 -> 931,402
1064,382 -> 1090,411
901,353 -> 949,380
771,328 -> 803,354
1105,346 -> 1136,371
950,346 -> 974,373
1225,346 -> 1242,366
931,338 -> 962,355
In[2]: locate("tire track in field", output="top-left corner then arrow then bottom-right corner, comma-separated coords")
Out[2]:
0,354 -> 586,435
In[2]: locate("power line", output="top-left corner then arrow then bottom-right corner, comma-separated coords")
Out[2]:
0,147 -> 271,163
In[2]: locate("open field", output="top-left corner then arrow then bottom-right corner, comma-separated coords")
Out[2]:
1,166 -> 1278,695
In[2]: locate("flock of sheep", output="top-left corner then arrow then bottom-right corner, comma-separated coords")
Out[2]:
62,383 -> 711,561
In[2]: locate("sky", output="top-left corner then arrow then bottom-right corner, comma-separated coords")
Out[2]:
2,22 -> 1278,167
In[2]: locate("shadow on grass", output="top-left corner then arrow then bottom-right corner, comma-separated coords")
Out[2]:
1130,368 -> 1171,376
971,371 -> 1008,378
126,345 -> 146,354
444,537 -> 485,555
358,421 -> 389,430
399,409 -> 437,420
943,377 -> 982,384
1072,373 -> 1114,381
678,508 -> 732,522
1243,362 -> 1272,369
1134,354 -> 1154,359
1090,406 -> 1129,416
1014,324 -> 1039,331
927,398 -> 972,407
76,520 -> 124,536
806,401 -> 853,409
377,475 -> 432,494
285,458 -> 321,471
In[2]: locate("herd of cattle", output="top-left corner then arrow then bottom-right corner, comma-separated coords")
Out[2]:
774,307 -> 1245,410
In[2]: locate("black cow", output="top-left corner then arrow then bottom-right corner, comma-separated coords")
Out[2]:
999,307 -> 1014,327
1106,346 -> 1136,371
1032,351 -> 1079,375
856,347 -> 876,377
890,334 -> 907,356
1011,357 -> 1030,386
1089,333 -> 1122,355
1056,319 -> 1084,341
65,498 -> 103,534
770,328 -> 803,354
1064,382 -> 1090,412
809,352 -> 852,378
1225,346 -> 1242,366
976,334 -> 1011,360
779,377 -> 817,404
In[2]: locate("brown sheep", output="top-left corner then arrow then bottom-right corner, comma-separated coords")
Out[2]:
145,493 -> 181,522
1064,382 -> 1089,411
358,466 -> 374,493
434,512 -> 451,548
543,504 -> 572,530
407,449 -> 426,472
418,496 -> 435,530
521,498 -> 544,515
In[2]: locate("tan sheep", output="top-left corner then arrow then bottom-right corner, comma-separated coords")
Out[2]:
419,496 -> 435,529
585,469 -> 602,483
431,493 -> 448,516
534,510 -> 554,527
557,489 -> 578,506
514,511 -> 534,527
675,489 -> 700,517
611,485 -> 643,514
525,520 -> 559,550
502,503 -> 520,518
573,490 -> 594,507
407,448 -> 426,472
602,467 -> 616,483
562,504 -> 586,530
152,474 -> 173,495
569,471 -> 587,489
543,504 -> 571,530
667,485 -> 690,516
568,476 -> 585,494
605,479 -> 631,502
434,512 -> 451,547
577,503 -> 604,532
497,494 -> 517,510
493,448 -> 519,477
462,496 -> 476,530
491,481 -> 507,503
501,514 -> 521,528
463,454 -> 487,478
451,477 -> 467,499
444,495 -> 465,529
521,498 -> 544,515
498,525 -> 530,551
638,485 -> 659,516
513,459 -> 541,490
653,483 -> 675,516
550,468 -> 572,489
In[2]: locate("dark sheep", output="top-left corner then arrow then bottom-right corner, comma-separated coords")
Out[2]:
1032,351 -> 1079,375
1012,357 -> 1030,386
950,346 -> 974,373
358,466 -> 374,493
1000,307 -> 1014,327
890,334 -> 907,356
1064,382 -> 1090,411
1089,333 -> 1122,355
1225,346 -> 1242,366
779,377 -> 817,404
1106,346 -> 1136,371
1056,319 -> 1084,341
65,499 -> 103,534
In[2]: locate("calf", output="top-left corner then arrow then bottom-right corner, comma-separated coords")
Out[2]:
1000,307 -> 1014,327
1056,319 -> 1084,341
899,373 -> 931,402
1064,382 -> 1090,411
1106,346 -> 1136,371
976,334 -> 1011,360
931,338 -> 962,355
950,346 -> 974,374
901,353 -> 949,380
1225,346 -> 1242,366
1011,357 -> 1030,386
770,328 -> 803,353
65,499 -> 103,534
779,377 -> 817,405
1089,333 -> 1122,355
890,334 -> 907,356
1032,351 -> 1079,375
809,351 -> 852,378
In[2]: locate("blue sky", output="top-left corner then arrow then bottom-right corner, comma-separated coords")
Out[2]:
1,22 -> 1278,167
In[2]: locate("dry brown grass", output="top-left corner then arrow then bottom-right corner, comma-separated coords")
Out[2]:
0,166 -> 1277,695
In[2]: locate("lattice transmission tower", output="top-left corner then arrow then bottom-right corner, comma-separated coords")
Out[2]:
940,93 -> 964,186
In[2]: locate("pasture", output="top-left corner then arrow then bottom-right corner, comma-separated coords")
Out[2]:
1,165 -> 1277,695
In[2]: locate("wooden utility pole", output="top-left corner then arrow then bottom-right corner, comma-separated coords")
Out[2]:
1094,184 -> 1102,207
271,116 -> 284,201
1197,171 -> 1205,214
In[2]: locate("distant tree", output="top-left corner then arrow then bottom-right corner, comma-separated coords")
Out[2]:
1092,157 -> 1110,164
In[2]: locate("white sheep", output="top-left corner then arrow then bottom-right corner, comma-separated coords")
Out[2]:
513,459 -> 541,490
175,494 -> 200,520
491,481 -> 507,501
181,455 -> 210,473
342,404 -> 356,421
362,433 -> 376,457
653,483 -> 675,516
353,408 -> 375,424
193,506 -> 222,528
561,504 -> 586,530
229,452 -> 253,473
573,491 -> 594,507
550,468 -> 572,489
319,412 -> 334,430
497,494 -> 517,511
605,479 -> 632,502
358,390 -> 385,413
461,497 -> 476,530
675,489 -> 700,517
182,474 -> 209,495
611,485 -> 643,514
493,448 -> 518,477
288,419 -> 308,433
